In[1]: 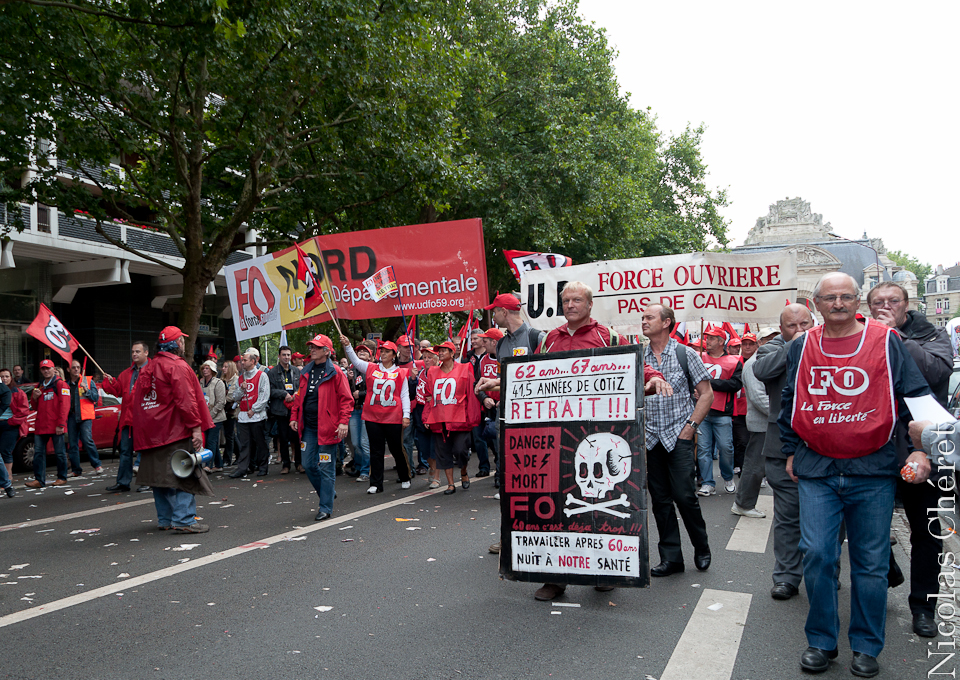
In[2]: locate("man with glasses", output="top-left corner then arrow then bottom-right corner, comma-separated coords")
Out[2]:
780,273 -> 931,678
867,281 -> 953,638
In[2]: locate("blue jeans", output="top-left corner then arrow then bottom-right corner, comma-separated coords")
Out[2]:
152,486 -> 198,528
403,420 -> 417,471
348,409 -> 370,475
696,413 -> 733,487
115,426 -> 135,487
0,420 -> 18,466
798,475 -> 896,657
302,427 -> 336,514
34,433 -> 67,484
204,422 -> 223,468
67,418 -> 101,472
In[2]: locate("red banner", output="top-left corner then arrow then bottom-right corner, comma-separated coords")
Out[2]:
26,303 -> 79,363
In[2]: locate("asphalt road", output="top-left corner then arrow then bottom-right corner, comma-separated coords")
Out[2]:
0,454 -> 954,680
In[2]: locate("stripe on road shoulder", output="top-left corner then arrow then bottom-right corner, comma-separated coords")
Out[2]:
0,485 -> 452,629
0,499 -> 155,533
725,494 -> 774,553
659,589 -> 753,680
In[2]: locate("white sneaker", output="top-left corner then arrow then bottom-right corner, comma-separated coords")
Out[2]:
696,484 -> 715,496
760,477 -> 768,488
494,492 -> 500,500
724,480 -> 737,494
133,465 -> 139,473
93,466 -> 104,475
731,502 -> 766,518
366,486 -> 378,494
356,474 -> 369,482
401,481 -> 411,490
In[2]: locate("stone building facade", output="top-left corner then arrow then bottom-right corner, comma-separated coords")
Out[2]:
733,197 -> 917,318
924,264 -> 960,328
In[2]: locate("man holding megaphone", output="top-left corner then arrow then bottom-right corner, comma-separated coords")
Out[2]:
131,327 -> 214,533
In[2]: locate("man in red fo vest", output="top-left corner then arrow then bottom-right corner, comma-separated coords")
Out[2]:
779,273 -> 931,678
695,326 -> 742,497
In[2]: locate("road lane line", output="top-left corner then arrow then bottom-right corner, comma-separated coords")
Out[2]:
724,494 -> 774,553
659,589 -> 753,680
0,499 -> 156,533
0,484 -> 455,629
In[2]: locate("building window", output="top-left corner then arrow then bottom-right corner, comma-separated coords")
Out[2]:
939,279 -> 948,292
37,204 -> 50,233
946,299 -> 951,312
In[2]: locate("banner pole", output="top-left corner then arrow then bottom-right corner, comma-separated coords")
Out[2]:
314,246 -> 343,338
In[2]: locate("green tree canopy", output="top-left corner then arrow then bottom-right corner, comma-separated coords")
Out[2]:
887,250 -> 932,282
1,0 -> 728,350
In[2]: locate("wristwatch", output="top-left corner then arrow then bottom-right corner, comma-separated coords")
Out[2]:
685,419 -> 699,431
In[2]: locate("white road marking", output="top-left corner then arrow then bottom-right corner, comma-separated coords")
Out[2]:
724,494 -> 774,553
659,589 -> 753,680
0,499 -> 155,533
0,485 -> 454,629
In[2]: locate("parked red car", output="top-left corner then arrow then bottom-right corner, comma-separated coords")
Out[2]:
11,384 -> 122,472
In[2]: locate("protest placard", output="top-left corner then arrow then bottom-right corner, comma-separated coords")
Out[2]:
499,345 -> 648,587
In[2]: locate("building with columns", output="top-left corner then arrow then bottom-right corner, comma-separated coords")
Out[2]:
733,197 -> 917,318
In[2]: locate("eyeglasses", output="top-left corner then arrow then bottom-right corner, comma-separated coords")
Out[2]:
868,298 -> 903,308
816,294 -> 858,303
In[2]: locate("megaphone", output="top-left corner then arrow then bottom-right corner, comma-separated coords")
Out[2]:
171,448 -> 214,478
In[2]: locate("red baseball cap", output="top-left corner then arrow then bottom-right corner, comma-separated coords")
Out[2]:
378,341 -> 398,354
291,352 -> 304,359
479,328 -> 504,341
484,292 -> 521,311
741,333 -> 758,343
396,335 -> 413,346
306,333 -> 333,351
40,359 -> 55,369
727,337 -> 742,346
419,345 -> 438,355
233,355 -> 242,363
702,327 -> 726,339
433,341 -> 457,353
159,326 -> 187,342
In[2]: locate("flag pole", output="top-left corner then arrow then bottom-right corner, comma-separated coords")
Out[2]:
389,265 -> 409,345
314,247 -> 343,338
75,341 -> 106,377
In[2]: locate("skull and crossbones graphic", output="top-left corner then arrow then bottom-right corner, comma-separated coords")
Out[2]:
563,433 -> 632,518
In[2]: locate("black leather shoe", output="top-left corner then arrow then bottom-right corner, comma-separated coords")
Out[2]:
493,478 -> 500,489
136,485 -> 151,492
771,582 -> 799,600
913,612 -> 937,638
5,487 -> 15,498
227,472 -> 246,479
850,652 -> 879,678
106,484 -> 130,492
476,470 -> 490,477
443,486 -> 456,495
314,511 -> 331,522
694,550 -> 711,571
650,561 -> 684,577
799,646 -> 837,673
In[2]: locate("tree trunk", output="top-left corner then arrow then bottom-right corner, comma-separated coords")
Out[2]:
178,263 -> 208,363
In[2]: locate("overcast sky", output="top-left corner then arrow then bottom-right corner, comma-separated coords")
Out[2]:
576,0 -> 957,270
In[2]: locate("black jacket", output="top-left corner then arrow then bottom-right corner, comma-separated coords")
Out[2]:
267,363 -> 299,417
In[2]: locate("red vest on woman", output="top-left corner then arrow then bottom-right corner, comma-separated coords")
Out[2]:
239,371 -> 263,412
701,353 -> 741,412
362,364 -> 407,424
422,362 -> 481,432
789,320 -> 897,459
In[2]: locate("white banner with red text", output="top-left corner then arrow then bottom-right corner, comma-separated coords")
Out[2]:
518,251 -> 797,332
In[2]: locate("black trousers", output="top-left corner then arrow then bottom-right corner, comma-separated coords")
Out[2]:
366,421 -> 409,491
732,415 -> 748,471
900,474 -> 946,615
236,420 -> 269,474
270,415 -> 300,469
647,438 -> 710,563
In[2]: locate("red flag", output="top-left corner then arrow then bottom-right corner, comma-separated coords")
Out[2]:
503,250 -> 573,283
721,322 -> 740,344
27,303 -> 79,363
448,320 -> 454,342
294,243 -> 325,314
743,323 -> 751,333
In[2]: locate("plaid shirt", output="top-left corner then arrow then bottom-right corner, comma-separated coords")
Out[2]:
644,338 -> 711,451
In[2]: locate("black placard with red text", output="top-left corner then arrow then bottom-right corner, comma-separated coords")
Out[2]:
499,345 -> 648,588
